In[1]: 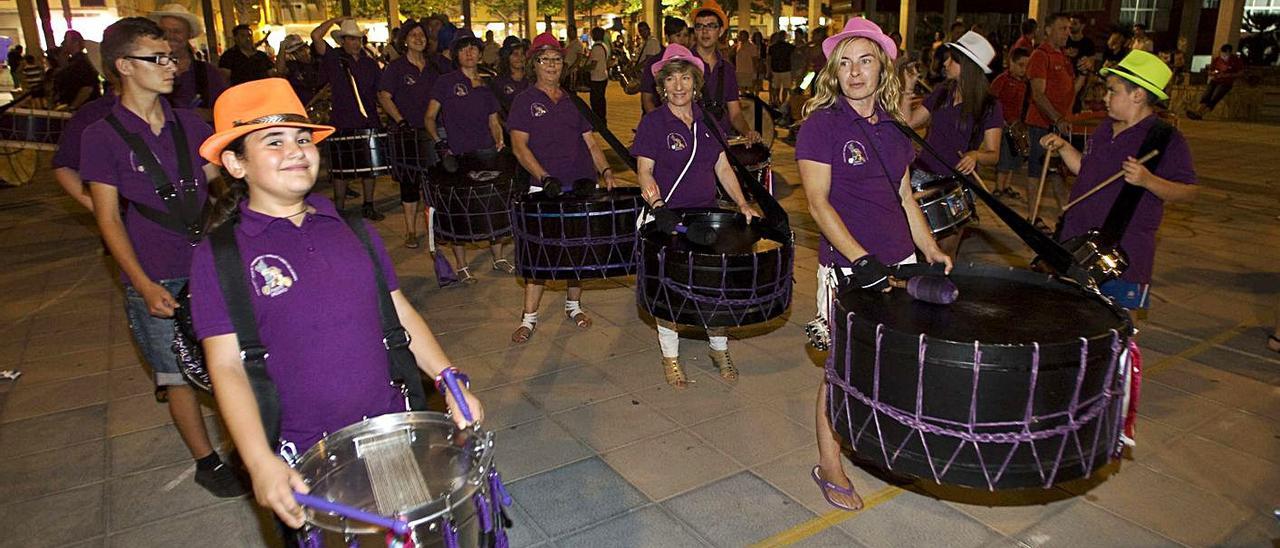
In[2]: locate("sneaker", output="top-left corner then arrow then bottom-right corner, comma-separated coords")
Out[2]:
194,462 -> 248,498
362,203 -> 385,221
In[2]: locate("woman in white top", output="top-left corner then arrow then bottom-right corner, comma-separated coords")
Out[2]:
587,27 -> 610,120
734,30 -> 758,94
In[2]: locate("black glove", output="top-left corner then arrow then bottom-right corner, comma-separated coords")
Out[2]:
571,178 -> 598,198
395,119 -> 411,131
652,206 -> 679,235
850,254 -> 891,291
434,140 -> 458,173
540,175 -> 563,197
434,139 -> 452,157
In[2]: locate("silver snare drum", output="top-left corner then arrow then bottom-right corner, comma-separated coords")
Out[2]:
911,171 -> 975,236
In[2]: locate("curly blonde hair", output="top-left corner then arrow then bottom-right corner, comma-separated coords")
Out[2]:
802,37 -> 904,123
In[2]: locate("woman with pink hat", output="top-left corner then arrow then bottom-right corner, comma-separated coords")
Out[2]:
794,17 -> 952,511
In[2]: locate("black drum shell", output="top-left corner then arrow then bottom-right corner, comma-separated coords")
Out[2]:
327,128 -> 391,176
388,127 -> 436,185
0,108 -> 68,149
424,151 -> 520,243
511,188 -> 644,281
637,209 -> 793,328
829,263 -> 1132,490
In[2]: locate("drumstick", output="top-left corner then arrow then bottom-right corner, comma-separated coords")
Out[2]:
1029,149 -> 1053,222
1061,150 -> 1160,212
888,276 -> 959,305
294,492 -> 411,535
958,152 -> 992,193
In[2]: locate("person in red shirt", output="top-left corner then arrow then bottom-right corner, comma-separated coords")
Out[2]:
990,47 -> 1031,198
1186,43 -> 1245,120
1024,13 -> 1089,221
1012,19 -> 1037,54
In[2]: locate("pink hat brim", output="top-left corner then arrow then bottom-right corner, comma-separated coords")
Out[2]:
822,24 -> 898,61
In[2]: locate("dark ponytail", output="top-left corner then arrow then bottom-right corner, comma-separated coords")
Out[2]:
204,136 -> 250,233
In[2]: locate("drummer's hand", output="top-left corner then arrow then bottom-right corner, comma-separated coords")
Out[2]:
922,245 -> 953,274
603,171 -> 618,190
139,280 -> 178,318
1121,156 -> 1153,187
250,456 -> 309,529
738,203 -> 762,224
1039,133 -> 1068,152
494,140 -> 506,152
1054,119 -> 1072,136
954,152 -> 979,175
445,384 -> 485,429
744,130 -> 762,145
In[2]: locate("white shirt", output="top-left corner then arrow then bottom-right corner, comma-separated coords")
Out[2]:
589,42 -> 609,81
735,42 -> 757,76
640,36 -> 661,61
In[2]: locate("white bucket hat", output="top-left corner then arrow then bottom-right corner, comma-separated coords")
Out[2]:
947,31 -> 996,74
330,19 -> 365,41
148,3 -> 204,39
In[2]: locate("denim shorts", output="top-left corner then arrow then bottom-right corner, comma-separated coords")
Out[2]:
997,131 -> 1025,172
123,278 -> 188,387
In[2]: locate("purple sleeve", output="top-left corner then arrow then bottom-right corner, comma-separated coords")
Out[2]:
983,101 -> 1004,132
793,113 -> 831,164
1154,130 -> 1197,186
52,117 -> 88,169
377,62 -> 398,94
924,86 -> 948,112
205,63 -> 228,104
189,240 -> 235,340
361,220 -> 400,291
482,87 -> 499,116
506,92 -> 533,133
78,122 -> 121,187
429,76 -> 449,104
580,105 -> 593,134
722,67 -> 740,104
640,64 -> 656,95
629,113 -> 659,159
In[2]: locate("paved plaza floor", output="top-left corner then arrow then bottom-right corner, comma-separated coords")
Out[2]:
0,85 -> 1277,547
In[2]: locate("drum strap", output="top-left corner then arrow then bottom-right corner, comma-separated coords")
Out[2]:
338,55 -> 370,118
104,113 -> 206,244
1094,119 -> 1172,249
565,90 -> 637,171
698,108 -> 791,238
666,120 -> 699,203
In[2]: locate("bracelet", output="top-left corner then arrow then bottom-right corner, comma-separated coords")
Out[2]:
599,167 -> 612,177
652,198 -> 665,208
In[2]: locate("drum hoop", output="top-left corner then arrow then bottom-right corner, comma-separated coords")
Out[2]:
916,185 -> 970,209
329,129 -> 389,141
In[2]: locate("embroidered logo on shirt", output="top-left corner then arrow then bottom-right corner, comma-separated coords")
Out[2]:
453,83 -> 469,97
250,254 -> 298,297
504,84 -> 516,95
667,133 -> 687,151
403,74 -> 417,86
531,102 -> 548,118
842,140 -> 867,166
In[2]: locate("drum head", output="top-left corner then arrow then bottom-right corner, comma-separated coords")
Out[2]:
642,209 -> 781,255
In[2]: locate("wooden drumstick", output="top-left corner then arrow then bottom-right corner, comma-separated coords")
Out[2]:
1061,150 -> 1160,212
958,152 -> 992,193
1029,148 -> 1053,222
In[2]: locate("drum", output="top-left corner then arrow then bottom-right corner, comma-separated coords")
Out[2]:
911,173 -> 975,236
294,412 -> 510,547
827,263 -> 1134,490
511,187 -> 644,281
727,141 -> 772,195
327,128 -> 391,177
388,127 -> 436,188
636,209 -> 793,328
423,151 -> 520,243
0,107 -> 70,150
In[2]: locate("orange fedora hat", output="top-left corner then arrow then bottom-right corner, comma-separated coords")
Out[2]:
199,78 -> 335,166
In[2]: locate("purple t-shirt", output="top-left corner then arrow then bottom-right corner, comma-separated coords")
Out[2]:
795,100 -> 916,267
378,56 -> 436,129
320,47 -> 382,130
507,86 -> 595,183
80,99 -> 213,284
699,51 -> 741,132
52,94 -> 116,170
189,195 -> 407,453
630,103 -> 720,209
430,70 -> 499,155
489,74 -> 530,114
1059,116 -> 1196,284
166,60 -> 227,111
914,85 -> 1004,176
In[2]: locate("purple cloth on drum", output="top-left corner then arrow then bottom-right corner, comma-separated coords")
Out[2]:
188,195 -> 406,453
320,47 -> 382,130
795,100 -> 915,267
430,70 -> 499,155
629,103 -> 720,209
378,56 -> 437,129
913,85 -> 1003,176
506,86 -> 595,183
52,94 -> 116,170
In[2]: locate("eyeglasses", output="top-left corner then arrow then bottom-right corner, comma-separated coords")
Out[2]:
536,57 -> 564,65
125,54 -> 179,66
693,23 -> 721,31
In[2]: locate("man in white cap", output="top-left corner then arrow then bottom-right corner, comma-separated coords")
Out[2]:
149,2 -> 226,120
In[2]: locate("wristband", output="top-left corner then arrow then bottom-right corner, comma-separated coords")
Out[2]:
433,366 -> 469,393
599,167 -> 612,177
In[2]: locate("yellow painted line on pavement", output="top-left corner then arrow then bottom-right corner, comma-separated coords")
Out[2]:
751,485 -> 906,547
1143,321 -> 1246,376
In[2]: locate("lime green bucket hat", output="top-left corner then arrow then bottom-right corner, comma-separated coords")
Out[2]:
1100,49 -> 1172,101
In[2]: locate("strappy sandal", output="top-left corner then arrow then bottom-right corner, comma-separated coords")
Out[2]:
810,466 -> 862,511
492,259 -> 516,274
511,312 -> 537,344
457,267 -> 477,285
662,357 -> 690,389
708,349 -> 739,382
564,300 -> 591,329
1267,334 -> 1280,354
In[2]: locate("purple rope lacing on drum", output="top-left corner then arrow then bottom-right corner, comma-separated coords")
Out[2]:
511,200 -> 642,274
442,519 -> 458,548
826,316 -> 1127,490
640,243 -> 793,327
300,528 -> 323,548
488,468 -> 512,548
474,492 -> 492,533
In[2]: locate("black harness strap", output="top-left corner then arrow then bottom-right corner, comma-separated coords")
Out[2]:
698,107 -> 791,239
104,113 -> 204,243
1094,119 -> 1173,248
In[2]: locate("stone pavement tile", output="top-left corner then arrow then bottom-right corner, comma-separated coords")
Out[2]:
689,406 -> 813,467
837,490 -> 1003,547
461,337 -> 587,386
108,342 -> 143,371
1134,327 -> 1198,355
550,394 -> 679,452
1140,434 -> 1279,514
107,499 -> 270,548
492,418 -> 593,481
0,404 -> 106,460
721,350 -> 822,402
504,496 -> 550,548
664,471 -> 855,547
474,383 -> 545,431
1219,326 -> 1280,361
14,347 -> 110,385
633,370 -> 751,427
944,492 -> 1079,538
110,418 -> 225,476
106,393 -> 177,436
1217,513 -> 1280,548
761,386 -> 820,433
555,324 -> 654,363
1011,501 -> 1174,547
0,372 -> 108,422
1080,464 -> 1252,546
1135,380 -> 1231,431
1147,360 -> 1280,421
24,327 -> 113,360
26,307 -> 112,338
107,460 -> 238,530
0,439 -> 105,503
520,365 -> 627,413
587,348 -> 668,393
601,430 -> 737,502
420,301 -> 509,336
1195,409 -> 1280,464
751,444 -> 892,516
0,483 -> 104,548
1187,345 -> 1280,384
1124,416 -> 1186,462
557,504 -> 708,548
1145,303 -> 1238,339
506,457 -> 649,538
107,366 -> 153,400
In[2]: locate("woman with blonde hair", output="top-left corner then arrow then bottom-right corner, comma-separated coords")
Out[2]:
794,17 -> 952,512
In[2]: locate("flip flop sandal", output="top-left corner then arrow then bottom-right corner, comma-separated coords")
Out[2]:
492,259 -> 516,274
511,324 -> 535,343
810,466 -> 861,511
662,357 -> 690,389
457,267 -> 478,285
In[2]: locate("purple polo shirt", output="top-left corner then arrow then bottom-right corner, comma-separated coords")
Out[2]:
699,51 -> 740,132
489,74 -> 530,112
320,47 -> 382,130
630,103 -> 719,209
914,85 -> 1004,176
188,195 -> 406,453
378,56 -> 436,128
166,60 -> 227,110
638,45 -> 665,96
80,99 -> 212,284
52,94 -> 116,170
430,70 -> 499,155
507,86 -> 595,183
795,100 -> 915,267
1059,116 -> 1196,284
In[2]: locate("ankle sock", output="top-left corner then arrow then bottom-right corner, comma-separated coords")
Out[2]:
195,452 -> 223,471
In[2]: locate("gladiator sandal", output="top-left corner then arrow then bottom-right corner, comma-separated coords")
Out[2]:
564,300 -> 591,329
662,356 -> 689,389
511,312 -> 537,344
708,349 -> 739,382
457,267 -> 477,285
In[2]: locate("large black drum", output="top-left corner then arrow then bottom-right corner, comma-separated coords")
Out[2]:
827,263 -> 1133,490
387,126 -> 436,186
326,128 -> 391,177
637,209 -> 793,327
0,107 -> 69,150
511,188 -> 644,281
424,151 -> 520,243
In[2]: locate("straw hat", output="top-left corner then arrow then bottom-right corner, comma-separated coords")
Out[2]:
280,34 -> 306,54
330,19 -> 365,41
148,3 -> 204,39
199,78 -> 335,166
1100,50 -> 1172,101
822,17 -> 897,61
